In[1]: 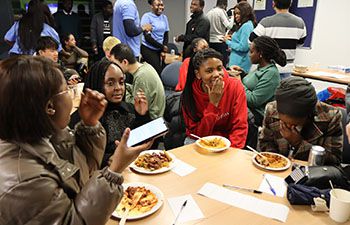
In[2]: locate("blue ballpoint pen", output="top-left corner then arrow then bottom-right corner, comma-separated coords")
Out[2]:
263,174 -> 276,196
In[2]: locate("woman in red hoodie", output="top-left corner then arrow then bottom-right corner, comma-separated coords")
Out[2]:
181,48 -> 248,148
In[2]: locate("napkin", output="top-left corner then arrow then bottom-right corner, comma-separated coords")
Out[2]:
171,159 -> 196,176
258,174 -> 287,197
168,194 -> 204,223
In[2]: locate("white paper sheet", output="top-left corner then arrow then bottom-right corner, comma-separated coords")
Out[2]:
258,174 -> 287,197
308,71 -> 348,79
171,159 -> 196,176
168,194 -> 204,223
298,0 -> 314,8
198,182 -> 289,222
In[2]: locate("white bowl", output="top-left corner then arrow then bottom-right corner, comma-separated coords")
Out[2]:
195,135 -> 231,152
294,64 -> 308,73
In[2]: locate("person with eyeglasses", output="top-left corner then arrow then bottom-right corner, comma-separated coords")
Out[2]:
76,59 -> 151,168
0,56 -> 153,224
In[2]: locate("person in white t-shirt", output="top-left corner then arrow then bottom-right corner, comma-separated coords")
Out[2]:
206,0 -> 234,66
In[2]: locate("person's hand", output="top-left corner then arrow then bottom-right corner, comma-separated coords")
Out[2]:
109,128 -> 153,173
222,34 -> 232,42
134,89 -> 148,116
279,120 -> 303,147
163,45 -> 168,53
206,76 -> 224,107
346,123 -> 350,143
142,23 -> 152,32
230,65 -> 243,72
67,74 -> 80,85
92,44 -> 98,55
79,88 -> 107,126
160,52 -> 166,61
175,35 -> 184,42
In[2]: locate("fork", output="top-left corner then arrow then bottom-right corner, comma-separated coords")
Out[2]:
119,192 -> 143,225
246,145 -> 269,164
189,133 -> 211,145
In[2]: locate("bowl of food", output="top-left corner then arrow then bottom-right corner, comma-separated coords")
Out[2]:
252,152 -> 291,171
293,64 -> 308,73
195,135 -> 231,152
129,150 -> 176,174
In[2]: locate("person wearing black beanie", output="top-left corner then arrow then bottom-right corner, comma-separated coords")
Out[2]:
258,77 -> 343,164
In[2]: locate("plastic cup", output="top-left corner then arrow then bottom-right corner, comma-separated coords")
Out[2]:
329,189 -> 350,223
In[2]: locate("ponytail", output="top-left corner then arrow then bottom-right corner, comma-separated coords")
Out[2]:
274,49 -> 287,67
253,36 -> 287,67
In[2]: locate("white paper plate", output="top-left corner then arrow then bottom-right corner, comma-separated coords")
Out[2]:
130,150 -> 176,174
112,182 -> 164,220
252,152 -> 291,171
195,135 -> 231,152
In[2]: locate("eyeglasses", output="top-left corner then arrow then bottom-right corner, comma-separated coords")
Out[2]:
53,85 -> 77,100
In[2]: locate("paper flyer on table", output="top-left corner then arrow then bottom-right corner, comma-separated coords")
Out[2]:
198,182 -> 289,222
259,174 -> 287,197
168,194 -> 204,223
171,159 -> 196,176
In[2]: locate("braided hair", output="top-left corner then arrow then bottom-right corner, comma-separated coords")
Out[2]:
181,48 -> 223,122
182,37 -> 206,60
85,59 -> 126,100
253,36 -> 287,67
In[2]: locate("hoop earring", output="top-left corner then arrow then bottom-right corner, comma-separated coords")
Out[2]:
48,109 -> 56,114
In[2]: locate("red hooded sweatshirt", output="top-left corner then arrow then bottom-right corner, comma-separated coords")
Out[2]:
182,75 -> 248,148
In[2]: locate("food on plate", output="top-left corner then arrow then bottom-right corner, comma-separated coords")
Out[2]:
199,137 -> 226,149
134,151 -> 172,171
116,186 -> 158,216
255,152 -> 288,168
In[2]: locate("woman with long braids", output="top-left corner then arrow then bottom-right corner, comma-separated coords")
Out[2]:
181,48 -> 248,148
233,35 -> 287,126
71,59 -> 151,168
5,0 -> 61,55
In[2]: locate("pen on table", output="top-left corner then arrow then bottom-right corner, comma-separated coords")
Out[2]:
172,200 -> 187,225
223,184 -> 262,194
263,174 -> 276,196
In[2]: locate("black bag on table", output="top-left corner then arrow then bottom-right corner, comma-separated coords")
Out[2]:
285,165 -> 350,191
287,183 -> 330,206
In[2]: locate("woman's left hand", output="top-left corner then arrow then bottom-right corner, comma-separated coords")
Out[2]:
79,88 -> 107,126
134,89 -> 148,116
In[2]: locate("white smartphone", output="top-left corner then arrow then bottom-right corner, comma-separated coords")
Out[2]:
126,117 -> 168,147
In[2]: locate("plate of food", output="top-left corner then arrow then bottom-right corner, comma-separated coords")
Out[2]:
130,150 -> 176,174
195,135 -> 231,152
112,182 -> 164,220
252,152 -> 291,171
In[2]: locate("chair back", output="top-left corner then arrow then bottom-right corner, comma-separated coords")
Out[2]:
161,61 -> 182,90
167,43 -> 179,55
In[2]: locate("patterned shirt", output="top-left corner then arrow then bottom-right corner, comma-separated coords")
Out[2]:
258,101 -> 342,164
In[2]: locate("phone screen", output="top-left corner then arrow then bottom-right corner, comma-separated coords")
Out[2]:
126,117 -> 168,147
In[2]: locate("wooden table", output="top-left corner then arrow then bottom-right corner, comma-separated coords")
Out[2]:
292,68 -> 350,85
106,145 -> 337,225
